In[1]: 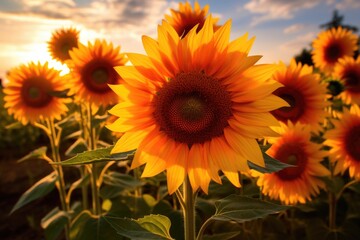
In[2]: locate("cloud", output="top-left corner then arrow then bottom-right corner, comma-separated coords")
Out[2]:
2,0 -> 169,36
244,0 -> 330,26
283,24 -> 304,34
0,0 -> 173,79
336,0 -> 360,9
280,32 -> 315,55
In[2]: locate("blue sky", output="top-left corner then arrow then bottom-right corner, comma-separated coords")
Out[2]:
0,0 -> 359,81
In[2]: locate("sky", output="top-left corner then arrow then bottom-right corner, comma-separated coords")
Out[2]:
0,0 -> 360,81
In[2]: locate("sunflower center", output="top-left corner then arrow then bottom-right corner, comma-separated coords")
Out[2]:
92,68 -> 109,84
179,20 -> 204,38
271,87 -> 305,123
180,97 -> 206,121
61,43 -> 71,56
344,70 -> 360,93
82,60 -> 118,93
21,78 -> 52,108
153,71 -> 232,145
345,125 -> 360,162
325,42 -> 343,63
275,142 -> 307,181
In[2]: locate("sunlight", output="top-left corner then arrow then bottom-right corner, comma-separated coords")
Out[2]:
21,43 -> 70,76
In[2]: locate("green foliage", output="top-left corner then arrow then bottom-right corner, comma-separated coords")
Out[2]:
56,146 -> 135,166
248,145 -> 294,173
0,89 -> 42,155
70,211 -> 121,240
212,195 -> 289,223
10,172 -> 58,214
17,146 -> 48,163
41,207 -> 69,240
103,214 -> 173,240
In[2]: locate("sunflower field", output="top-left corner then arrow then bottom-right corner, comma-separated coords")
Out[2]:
1,1 -> 360,240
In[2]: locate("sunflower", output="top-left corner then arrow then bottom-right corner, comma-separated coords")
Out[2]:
165,1 -> 219,38
312,27 -> 358,75
107,17 -> 287,194
66,39 -> 128,107
255,122 -> 329,205
3,62 -> 69,125
48,27 -> 80,63
333,56 -> 360,105
270,59 -> 329,132
324,105 -> 360,179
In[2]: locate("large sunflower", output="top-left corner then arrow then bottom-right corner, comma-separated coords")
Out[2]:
48,27 -> 80,63
333,56 -> 360,105
271,59 -> 328,132
324,105 -> 360,179
66,39 -> 128,107
255,122 -> 329,205
312,27 -> 358,75
3,62 -> 69,125
107,17 -> 287,194
165,1 -> 219,38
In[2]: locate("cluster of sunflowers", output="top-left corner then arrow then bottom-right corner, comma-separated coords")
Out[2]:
2,1 -> 360,240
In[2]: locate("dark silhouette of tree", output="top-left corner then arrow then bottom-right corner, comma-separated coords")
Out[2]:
294,47 -> 313,66
320,9 -> 358,32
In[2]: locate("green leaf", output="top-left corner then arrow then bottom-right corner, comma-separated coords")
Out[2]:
92,114 -> 109,128
136,215 -> 173,239
41,207 -> 69,240
70,211 -> 121,240
10,171 -> 58,214
5,121 -> 22,129
54,146 -> 135,166
64,138 -> 88,157
48,89 -> 70,98
248,144 -> 294,173
321,176 -> 345,194
211,195 -> 288,223
152,200 -> 183,240
203,231 -> 240,240
67,174 -> 90,203
104,215 -> 173,240
17,146 -> 48,163
103,172 -> 144,190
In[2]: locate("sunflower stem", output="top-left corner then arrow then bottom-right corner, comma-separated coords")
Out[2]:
336,179 -> 359,200
87,103 -> 101,215
182,177 -> 196,240
196,217 -> 214,240
328,161 -> 337,230
78,103 -> 89,210
46,119 -> 70,240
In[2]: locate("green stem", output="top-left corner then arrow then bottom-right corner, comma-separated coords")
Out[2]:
79,166 -> 89,210
78,103 -> 89,210
183,177 -> 196,240
328,161 -> 336,230
336,179 -> 359,200
87,103 -> 101,215
196,218 -> 213,240
46,120 -> 70,240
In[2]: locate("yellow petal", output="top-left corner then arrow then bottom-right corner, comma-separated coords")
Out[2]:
111,126 -> 154,154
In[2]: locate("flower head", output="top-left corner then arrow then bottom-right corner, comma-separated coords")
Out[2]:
66,39 -> 128,107
3,62 -> 69,124
256,122 -> 329,205
333,56 -> 360,105
271,59 -> 329,132
48,27 -> 80,63
312,27 -> 358,74
324,105 -> 360,179
165,1 -> 219,38
107,17 -> 287,194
